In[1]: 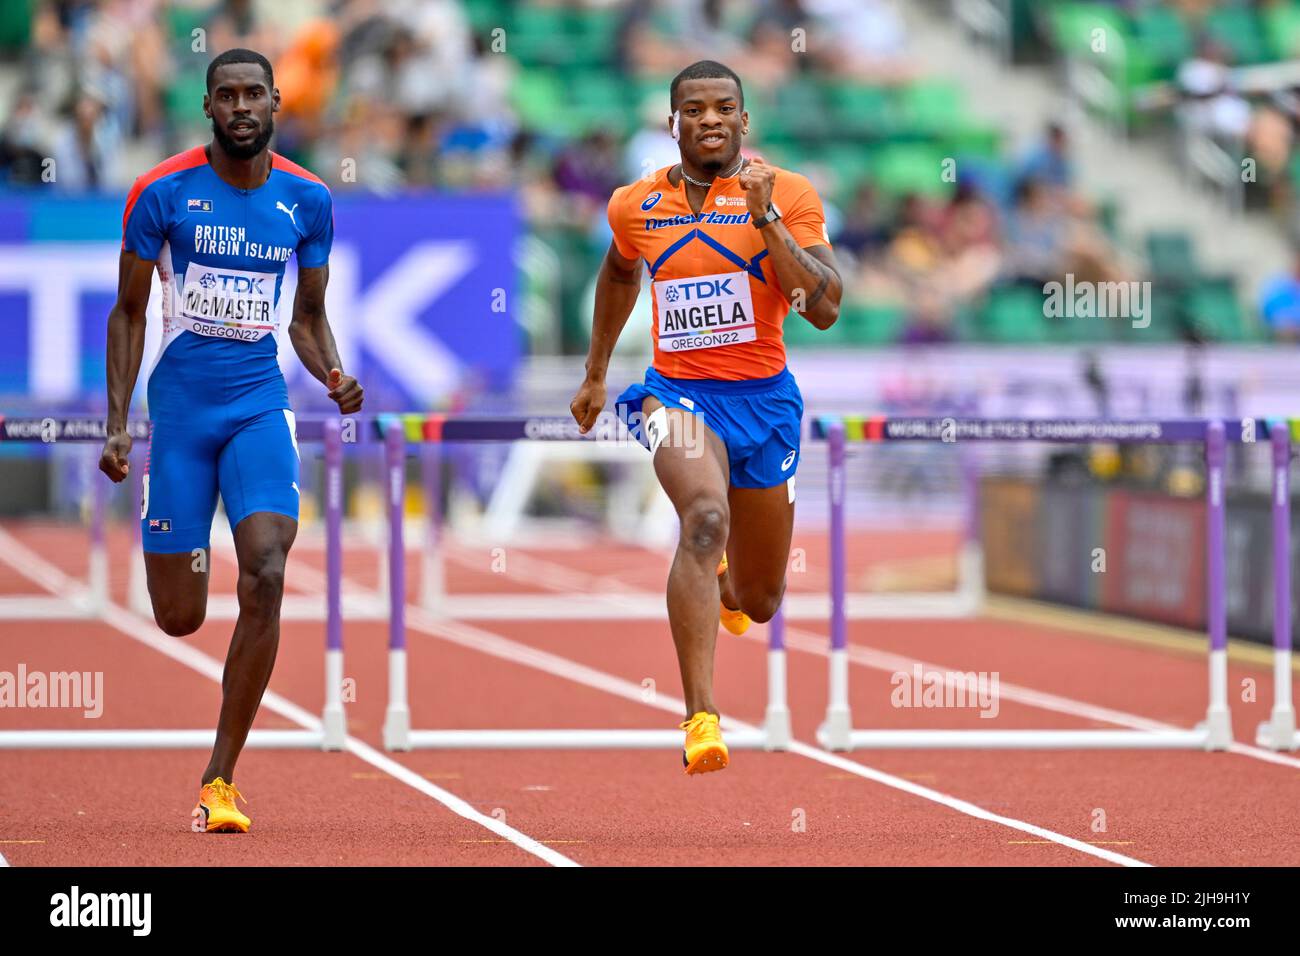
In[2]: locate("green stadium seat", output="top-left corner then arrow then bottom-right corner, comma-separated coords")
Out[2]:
825,82 -> 895,138
840,303 -> 906,344
783,311 -> 847,347
870,144 -> 952,199
1131,6 -> 1193,79
1204,7 -> 1270,66
508,6 -> 574,67
1185,276 -> 1247,342
0,0 -> 31,52
510,69 -> 566,131
1263,3 -> 1300,60
895,80 -> 964,135
1145,230 -> 1198,284
979,285 -> 1050,343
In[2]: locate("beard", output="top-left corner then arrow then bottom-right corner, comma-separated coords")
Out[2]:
212,115 -> 274,160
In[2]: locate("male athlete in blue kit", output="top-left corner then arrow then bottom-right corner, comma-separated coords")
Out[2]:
98,49 -> 363,832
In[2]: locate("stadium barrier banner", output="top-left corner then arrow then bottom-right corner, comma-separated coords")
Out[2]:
1036,481 -> 1108,610
985,476 -> 1299,644
979,477 -> 1042,597
0,193 -> 521,409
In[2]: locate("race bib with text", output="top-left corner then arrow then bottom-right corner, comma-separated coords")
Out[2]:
178,262 -> 278,341
653,270 -> 756,352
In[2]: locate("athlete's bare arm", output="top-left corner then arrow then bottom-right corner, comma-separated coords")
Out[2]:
100,249 -> 157,482
740,157 -> 843,330
287,263 -> 363,413
570,241 -> 642,433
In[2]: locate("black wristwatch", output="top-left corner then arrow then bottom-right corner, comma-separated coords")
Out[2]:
753,203 -> 782,229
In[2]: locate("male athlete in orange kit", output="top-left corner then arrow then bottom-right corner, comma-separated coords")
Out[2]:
569,60 -> 843,774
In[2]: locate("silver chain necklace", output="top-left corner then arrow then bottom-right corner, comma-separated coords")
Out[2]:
680,156 -> 744,189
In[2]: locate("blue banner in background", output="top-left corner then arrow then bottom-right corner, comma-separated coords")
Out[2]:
0,193 -> 522,411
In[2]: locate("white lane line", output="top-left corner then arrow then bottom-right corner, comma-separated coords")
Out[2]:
239,546 -> 1149,867
394,605 -> 1149,867
474,545 -> 1300,771
0,527 -> 577,868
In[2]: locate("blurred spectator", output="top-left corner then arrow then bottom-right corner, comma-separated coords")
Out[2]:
51,85 -> 121,190
0,91 -> 51,186
1176,39 -> 1251,151
1257,248 -> 1300,342
1018,122 -> 1074,193
804,0 -> 916,83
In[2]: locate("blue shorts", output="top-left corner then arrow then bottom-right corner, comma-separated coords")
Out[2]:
616,366 -> 803,489
141,406 -> 300,554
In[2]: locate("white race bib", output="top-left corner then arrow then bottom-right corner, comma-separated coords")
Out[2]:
654,270 -> 756,352
178,262 -> 278,342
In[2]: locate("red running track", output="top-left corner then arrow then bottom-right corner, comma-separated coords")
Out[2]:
1,521 -> 1298,867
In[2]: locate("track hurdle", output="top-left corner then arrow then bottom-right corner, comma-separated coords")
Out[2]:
359,413 -> 790,752
0,416 -> 347,750
1257,421 -> 1297,751
811,416 -> 1265,752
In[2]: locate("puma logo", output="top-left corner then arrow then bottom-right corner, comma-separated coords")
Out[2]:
276,201 -> 299,225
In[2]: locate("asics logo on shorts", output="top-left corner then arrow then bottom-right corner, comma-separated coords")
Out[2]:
781,449 -> 797,471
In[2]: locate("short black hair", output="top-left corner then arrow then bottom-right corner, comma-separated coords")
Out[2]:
206,48 -> 274,93
670,60 -> 743,111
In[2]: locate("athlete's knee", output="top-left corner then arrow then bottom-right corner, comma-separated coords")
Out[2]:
678,496 -> 729,557
737,581 -> 785,624
237,553 -> 287,609
154,604 -> 206,637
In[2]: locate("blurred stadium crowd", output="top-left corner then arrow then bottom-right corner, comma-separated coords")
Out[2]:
1,0 -> 1299,348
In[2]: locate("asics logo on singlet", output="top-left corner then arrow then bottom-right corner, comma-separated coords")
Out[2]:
276,201 -> 299,224
641,192 -> 663,211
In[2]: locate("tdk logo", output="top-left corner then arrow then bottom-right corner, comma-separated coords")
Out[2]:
667,278 -> 734,302
187,199 -> 212,212
641,192 -> 662,211
204,274 -> 265,294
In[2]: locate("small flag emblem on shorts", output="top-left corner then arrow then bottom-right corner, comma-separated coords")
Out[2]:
187,199 -> 212,212
148,519 -> 172,533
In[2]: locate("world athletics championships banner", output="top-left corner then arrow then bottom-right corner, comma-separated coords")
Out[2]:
0,193 -> 521,409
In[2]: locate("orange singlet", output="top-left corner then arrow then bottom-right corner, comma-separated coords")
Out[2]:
606,162 -> 831,381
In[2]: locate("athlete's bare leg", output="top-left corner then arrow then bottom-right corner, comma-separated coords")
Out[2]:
720,482 -> 795,623
643,395 -> 730,718
145,550 -> 210,636
199,511 -> 297,785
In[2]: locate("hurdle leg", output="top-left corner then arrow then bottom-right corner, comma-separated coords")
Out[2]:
957,445 -> 986,612
1203,421 -> 1233,750
383,425 -> 412,751
85,446 -> 108,614
1260,424 -> 1296,750
763,606 -> 792,750
322,420 -> 348,750
420,443 -> 445,612
128,442 -> 151,617
820,421 -> 853,751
